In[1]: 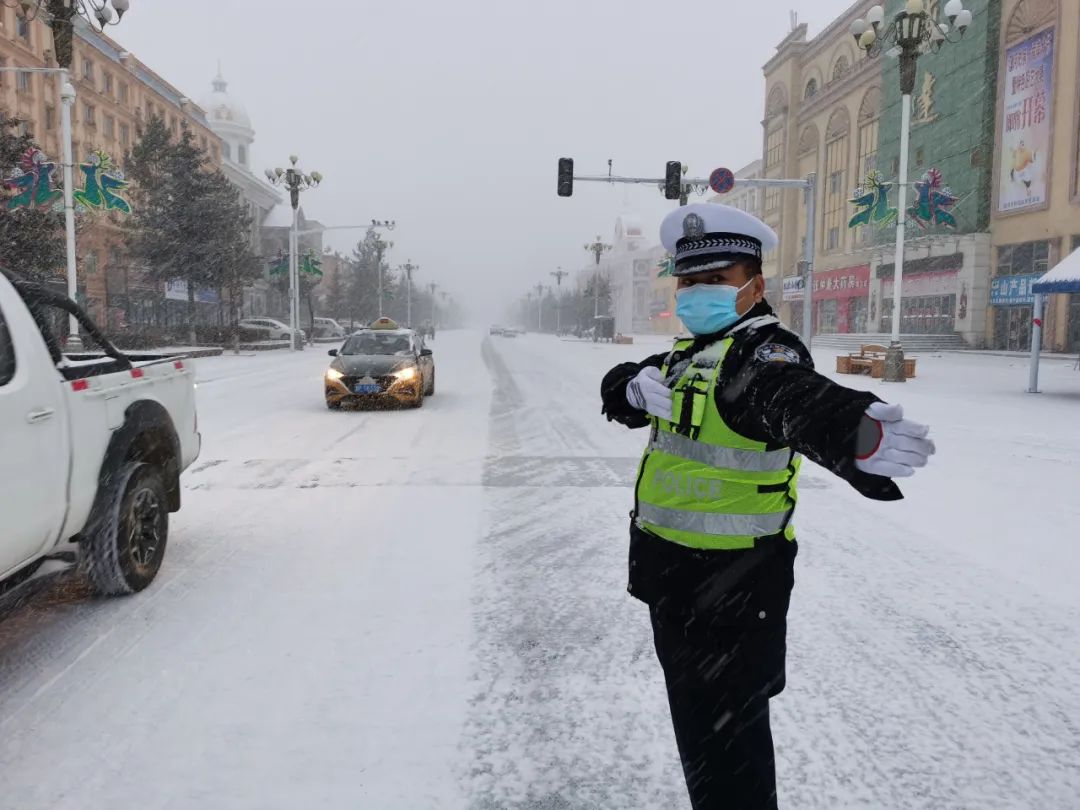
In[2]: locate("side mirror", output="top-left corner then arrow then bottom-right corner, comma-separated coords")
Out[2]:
420,348 -> 433,357
328,349 -> 338,357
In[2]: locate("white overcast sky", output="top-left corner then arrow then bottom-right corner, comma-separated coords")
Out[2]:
117,0 -> 860,320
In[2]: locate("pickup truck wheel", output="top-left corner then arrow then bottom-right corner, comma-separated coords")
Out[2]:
425,371 -> 436,397
83,462 -> 169,596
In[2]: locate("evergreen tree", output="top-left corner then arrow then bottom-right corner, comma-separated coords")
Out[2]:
0,112 -> 66,281
125,117 -> 261,345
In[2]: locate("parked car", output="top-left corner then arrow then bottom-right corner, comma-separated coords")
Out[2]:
310,317 -> 346,340
0,269 -> 201,597
490,325 -> 504,336
239,317 -> 306,344
325,317 -> 435,409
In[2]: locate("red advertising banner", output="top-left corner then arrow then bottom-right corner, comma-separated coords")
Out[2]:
810,265 -> 870,300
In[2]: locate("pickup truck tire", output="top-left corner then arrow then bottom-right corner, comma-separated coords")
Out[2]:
82,462 -> 169,596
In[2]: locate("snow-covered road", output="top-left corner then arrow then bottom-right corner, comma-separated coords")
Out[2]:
1,331 -> 1078,809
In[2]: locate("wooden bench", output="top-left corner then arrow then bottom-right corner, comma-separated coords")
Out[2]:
835,344 -> 917,378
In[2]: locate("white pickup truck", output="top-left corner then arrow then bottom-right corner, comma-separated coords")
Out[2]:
0,270 -> 200,598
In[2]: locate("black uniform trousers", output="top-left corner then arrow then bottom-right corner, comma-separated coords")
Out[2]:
631,527 -> 796,810
651,606 -> 787,809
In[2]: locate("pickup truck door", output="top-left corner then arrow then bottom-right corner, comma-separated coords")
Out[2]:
0,285 -> 68,576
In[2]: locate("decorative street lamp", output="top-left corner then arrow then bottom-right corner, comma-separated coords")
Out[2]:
585,236 -> 613,318
2,0 -> 133,348
850,0 -> 972,381
550,267 -> 569,335
265,156 -> 322,350
363,221 -> 396,318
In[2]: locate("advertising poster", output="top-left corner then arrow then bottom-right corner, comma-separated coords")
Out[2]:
998,28 -> 1055,213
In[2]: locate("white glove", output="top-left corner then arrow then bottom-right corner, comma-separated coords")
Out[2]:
626,366 -> 673,422
855,402 -> 936,478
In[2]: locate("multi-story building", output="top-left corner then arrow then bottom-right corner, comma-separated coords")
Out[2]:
762,2 -> 1004,346
198,68 -> 286,320
988,0 -> 1080,352
872,0 -> 1000,347
0,12 -> 223,332
761,3 -> 882,336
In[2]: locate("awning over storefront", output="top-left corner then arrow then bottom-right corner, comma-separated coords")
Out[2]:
1027,247 -> 1080,393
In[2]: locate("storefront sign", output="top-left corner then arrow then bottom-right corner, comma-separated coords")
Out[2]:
989,273 -> 1040,306
809,266 -> 870,299
164,280 -> 220,304
782,276 -> 804,301
881,270 -> 960,299
998,28 -> 1054,213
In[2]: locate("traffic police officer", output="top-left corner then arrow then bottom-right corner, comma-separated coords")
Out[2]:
601,203 -> 936,809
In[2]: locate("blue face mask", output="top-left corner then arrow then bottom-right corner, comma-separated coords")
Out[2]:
675,280 -> 753,335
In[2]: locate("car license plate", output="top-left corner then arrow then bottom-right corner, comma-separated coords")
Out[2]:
354,383 -> 381,394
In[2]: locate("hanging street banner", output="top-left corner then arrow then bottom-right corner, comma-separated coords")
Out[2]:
164,280 -> 220,304
3,148 -> 62,210
74,150 -> 132,214
998,27 -> 1054,214
782,275 -> 805,302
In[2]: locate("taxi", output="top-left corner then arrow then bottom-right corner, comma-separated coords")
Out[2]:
324,317 -> 435,409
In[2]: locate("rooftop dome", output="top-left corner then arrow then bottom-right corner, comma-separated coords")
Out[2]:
199,68 -> 252,131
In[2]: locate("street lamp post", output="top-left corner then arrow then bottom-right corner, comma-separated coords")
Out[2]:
2,0 -> 134,348
363,220 -> 396,318
850,0 -> 972,381
428,282 -> 438,327
550,268 -> 568,335
266,157 -> 322,350
585,236 -> 612,319
400,260 -> 418,327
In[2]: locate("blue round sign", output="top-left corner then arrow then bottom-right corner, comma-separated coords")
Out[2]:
710,167 -> 735,194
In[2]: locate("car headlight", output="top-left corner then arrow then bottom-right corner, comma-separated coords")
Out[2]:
326,368 -> 344,381
393,366 -> 418,381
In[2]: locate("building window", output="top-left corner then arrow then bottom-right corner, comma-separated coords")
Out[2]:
997,241 -> 1050,277
82,58 -> 94,85
765,128 -> 784,168
119,82 -> 129,105
832,55 -> 850,82
855,117 -> 879,244
103,72 -> 114,96
200,135 -> 208,150
16,15 -> 30,42
16,71 -> 31,94
765,187 -> 781,214
238,144 -> 247,166
45,105 -> 56,130
222,141 -> 231,160
120,123 -> 130,146
823,128 -> 849,254
84,103 -> 96,128
0,57 -> 5,86
804,79 -> 818,100
85,251 -> 99,276
104,115 -> 115,139
915,147 -> 925,167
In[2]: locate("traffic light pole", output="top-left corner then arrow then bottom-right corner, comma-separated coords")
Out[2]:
559,163 -> 818,350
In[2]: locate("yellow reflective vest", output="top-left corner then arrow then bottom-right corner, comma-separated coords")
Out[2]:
634,336 -> 801,550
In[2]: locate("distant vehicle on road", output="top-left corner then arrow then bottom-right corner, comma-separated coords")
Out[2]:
310,317 -> 345,339
490,325 -> 504,336
0,269 -> 201,598
239,317 -> 306,344
325,317 -> 435,410
502,327 -> 521,338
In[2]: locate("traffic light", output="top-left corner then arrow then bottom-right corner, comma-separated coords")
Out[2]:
557,157 -> 574,197
664,161 -> 682,200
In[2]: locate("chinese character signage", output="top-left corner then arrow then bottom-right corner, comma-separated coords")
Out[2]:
848,171 -> 898,229
782,276 -> 804,301
2,147 -> 132,215
908,168 -> 958,229
164,280 -> 220,304
989,274 -> 1040,306
999,28 -> 1054,213
810,266 -> 871,300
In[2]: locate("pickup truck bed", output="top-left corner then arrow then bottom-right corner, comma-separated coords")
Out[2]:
1,270 -> 200,598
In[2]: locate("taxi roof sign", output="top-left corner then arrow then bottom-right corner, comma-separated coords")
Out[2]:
369,317 -> 400,330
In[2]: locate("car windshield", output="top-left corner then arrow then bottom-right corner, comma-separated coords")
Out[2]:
342,333 -> 412,356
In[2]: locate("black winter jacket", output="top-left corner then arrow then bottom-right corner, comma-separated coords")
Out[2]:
601,301 -> 902,623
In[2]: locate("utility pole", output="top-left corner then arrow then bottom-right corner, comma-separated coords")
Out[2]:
428,282 -> 439,327
534,283 -> 545,332
550,268 -> 569,335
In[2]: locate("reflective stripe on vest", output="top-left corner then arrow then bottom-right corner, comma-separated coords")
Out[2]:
636,503 -> 790,538
649,430 -> 792,473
